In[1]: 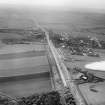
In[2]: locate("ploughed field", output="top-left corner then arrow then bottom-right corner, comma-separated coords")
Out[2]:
0,43 -> 52,97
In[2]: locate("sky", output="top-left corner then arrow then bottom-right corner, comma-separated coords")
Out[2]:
0,0 -> 105,10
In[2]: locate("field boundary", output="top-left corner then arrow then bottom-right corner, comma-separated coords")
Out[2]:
0,72 -> 50,83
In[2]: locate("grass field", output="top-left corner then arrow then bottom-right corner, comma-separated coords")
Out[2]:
0,44 -> 45,54
35,10 -> 105,40
0,7 -> 52,96
0,7 -> 37,30
0,43 -> 49,76
0,77 -> 52,97
79,82 -> 105,105
0,42 -> 52,96
0,50 -> 46,60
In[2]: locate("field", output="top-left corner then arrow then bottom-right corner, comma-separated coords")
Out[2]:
0,43 -> 49,77
0,7 -> 105,39
79,82 -> 105,105
34,9 -> 105,40
0,77 -> 51,97
0,43 -> 52,97
62,48 -> 105,105
34,9 -> 105,105
0,7 -> 37,29
0,43 -> 46,54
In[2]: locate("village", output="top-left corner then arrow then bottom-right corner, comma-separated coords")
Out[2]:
50,31 -> 105,57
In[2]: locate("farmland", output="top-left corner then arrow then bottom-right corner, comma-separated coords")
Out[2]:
0,6 -> 105,105
63,49 -> 105,105
0,7 -> 53,100
0,76 -> 51,97
36,9 -> 105,104
0,42 -> 52,97
52,35 -> 105,105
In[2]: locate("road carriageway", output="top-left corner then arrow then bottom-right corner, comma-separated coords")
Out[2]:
41,27 -> 87,105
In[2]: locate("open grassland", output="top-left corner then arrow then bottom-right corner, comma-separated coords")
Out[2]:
0,40 -> 51,97
0,77 -> 52,97
0,8 -> 105,41
0,7 -> 105,40
0,44 -> 45,54
35,10 -> 105,40
0,7 -> 37,29
0,63 -> 49,77
0,43 -> 48,77
0,7 -> 51,97
0,50 -> 46,60
0,45 -> 52,97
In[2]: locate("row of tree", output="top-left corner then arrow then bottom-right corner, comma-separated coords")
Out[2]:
0,90 -> 77,105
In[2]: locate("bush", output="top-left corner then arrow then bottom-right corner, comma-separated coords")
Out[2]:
0,95 -> 17,105
17,91 -> 61,105
63,87 -> 76,105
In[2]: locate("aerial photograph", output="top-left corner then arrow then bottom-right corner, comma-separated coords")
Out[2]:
0,0 -> 105,105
